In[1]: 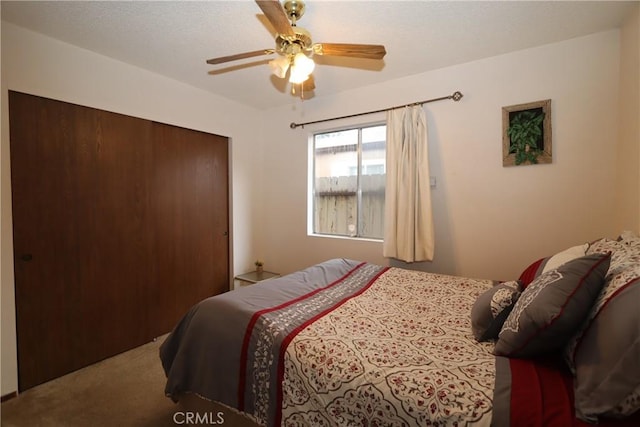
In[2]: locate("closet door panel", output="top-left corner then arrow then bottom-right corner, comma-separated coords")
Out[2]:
9,91 -> 229,391
149,122 -> 230,334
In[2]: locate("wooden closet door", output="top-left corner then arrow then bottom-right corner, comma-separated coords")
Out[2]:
9,91 -> 229,391
149,121 -> 230,332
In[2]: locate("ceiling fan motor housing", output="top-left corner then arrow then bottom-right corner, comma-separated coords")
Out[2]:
275,26 -> 312,56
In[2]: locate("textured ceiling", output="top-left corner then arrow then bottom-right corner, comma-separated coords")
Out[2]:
1,1 -> 635,110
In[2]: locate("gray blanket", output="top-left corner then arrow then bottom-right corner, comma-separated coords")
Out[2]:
160,258 -> 363,409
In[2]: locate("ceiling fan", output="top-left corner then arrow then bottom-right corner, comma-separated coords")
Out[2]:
206,0 -> 387,95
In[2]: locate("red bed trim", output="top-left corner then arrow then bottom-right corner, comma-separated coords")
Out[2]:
509,357 -> 588,427
509,356 -> 640,426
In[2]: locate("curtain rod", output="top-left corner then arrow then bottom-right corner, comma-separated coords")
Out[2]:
289,91 -> 463,129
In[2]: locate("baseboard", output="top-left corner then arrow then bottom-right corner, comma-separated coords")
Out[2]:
1,391 -> 17,402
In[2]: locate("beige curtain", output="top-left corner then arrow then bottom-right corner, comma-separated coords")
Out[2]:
383,105 -> 434,262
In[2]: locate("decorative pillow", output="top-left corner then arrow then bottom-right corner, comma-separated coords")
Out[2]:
617,230 -> 640,245
572,281 -> 640,422
471,280 -> 521,342
541,243 -> 589,274
517,257 -> 548,288
564,237 -> 640,423
494,253 -> 611,358
517,243 -> 590,289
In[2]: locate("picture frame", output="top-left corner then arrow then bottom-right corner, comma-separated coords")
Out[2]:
502,99 -> 552,166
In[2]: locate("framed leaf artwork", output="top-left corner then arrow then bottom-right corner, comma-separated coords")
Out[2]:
502,99 -> 552,166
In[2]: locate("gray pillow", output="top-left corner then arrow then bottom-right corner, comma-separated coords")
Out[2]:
572,281 -> 640,422
471,280 -> 521,342
494,253 -> 611,358
566,237 -> 640,422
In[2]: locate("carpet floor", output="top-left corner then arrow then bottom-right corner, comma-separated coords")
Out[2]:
1,335 -> 260,427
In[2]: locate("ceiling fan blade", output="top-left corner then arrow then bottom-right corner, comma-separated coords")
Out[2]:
256,0 -> 295,37
206,49 -> 274,65
313,43 -> 387,60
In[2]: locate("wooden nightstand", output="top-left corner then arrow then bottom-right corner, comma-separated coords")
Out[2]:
234,270 -> 280,288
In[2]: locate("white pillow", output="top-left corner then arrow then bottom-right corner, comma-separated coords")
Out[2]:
619,230 -> 640,247
542,243 -> 589,274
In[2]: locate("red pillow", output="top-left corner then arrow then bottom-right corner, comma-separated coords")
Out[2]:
517,257 -> 548,288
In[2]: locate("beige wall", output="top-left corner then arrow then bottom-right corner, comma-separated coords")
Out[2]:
616,4 -> 640,233
1,23 -> 263,395
259,29 -> 635,282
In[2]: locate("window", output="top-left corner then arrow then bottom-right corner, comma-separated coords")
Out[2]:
310,124 -> 386,239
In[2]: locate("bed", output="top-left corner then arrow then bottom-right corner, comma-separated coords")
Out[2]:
160,234 -> 640,426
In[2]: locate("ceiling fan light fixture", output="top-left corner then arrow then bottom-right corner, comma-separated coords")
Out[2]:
269,55 -> 290,78
293,52 -> 315,75
288,66 -> 310,84
289,52 -> 314,83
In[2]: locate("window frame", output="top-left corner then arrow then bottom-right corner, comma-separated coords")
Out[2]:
307,121 -> 386,241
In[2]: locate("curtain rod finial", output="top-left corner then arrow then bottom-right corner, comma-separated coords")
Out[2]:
452,91 -> 463,101
290,122 -> 298,129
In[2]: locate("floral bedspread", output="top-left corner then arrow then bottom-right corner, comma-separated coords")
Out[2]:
244,263 -> 496,426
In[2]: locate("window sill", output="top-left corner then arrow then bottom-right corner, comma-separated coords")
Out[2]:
308,233 -> 383,243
